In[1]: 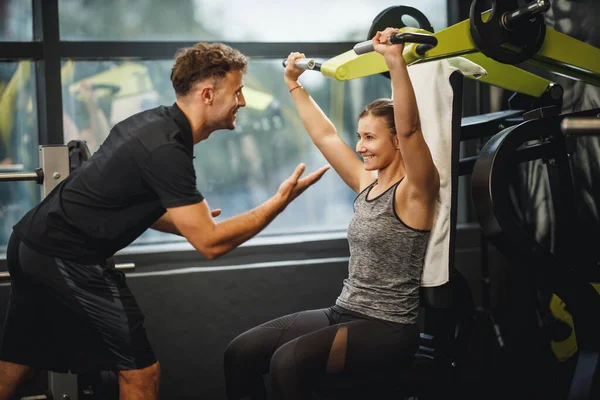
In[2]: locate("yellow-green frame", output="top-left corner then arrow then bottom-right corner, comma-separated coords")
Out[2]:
319,11 -> 600,98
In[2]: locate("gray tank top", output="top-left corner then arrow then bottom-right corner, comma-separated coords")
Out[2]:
336,179 -> 430,324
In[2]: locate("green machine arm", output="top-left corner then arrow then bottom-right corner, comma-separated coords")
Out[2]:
320,9 -> 600,98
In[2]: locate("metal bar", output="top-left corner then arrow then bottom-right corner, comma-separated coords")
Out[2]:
284,58 -> 320,71
502,0 -> 550,30
115,263 -> 136,271
353,32 -> 438,56
0,263 -> 136,282
33,0 -> 64,145
0,172 -> 39,182
0,42 -> 44,60
561,117 -> 600,136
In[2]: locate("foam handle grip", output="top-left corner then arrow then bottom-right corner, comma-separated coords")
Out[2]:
353,32 -> 437,55
281,58 -> 317,70
353,40 -> 374,55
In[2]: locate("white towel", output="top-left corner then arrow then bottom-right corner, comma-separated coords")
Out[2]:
402,57 -> 487,287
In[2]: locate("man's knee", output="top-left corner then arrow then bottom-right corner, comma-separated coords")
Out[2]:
0,361 -> 36,383
0,361 -> 37,399
119,362 -> 160,388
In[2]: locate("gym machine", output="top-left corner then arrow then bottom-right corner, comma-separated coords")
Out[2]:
471,109 -> 600,400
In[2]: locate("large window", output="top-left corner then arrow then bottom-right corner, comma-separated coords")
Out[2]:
0,62 -> 39,247
61,59 -> 395,245
58,0 -> 447,42
0,0 -> 449,253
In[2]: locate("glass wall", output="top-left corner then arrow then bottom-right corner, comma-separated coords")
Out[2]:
58,0 -> 447,42
0,0 -> 449,252
61,58 -> 396,244
0,0 -> 32,41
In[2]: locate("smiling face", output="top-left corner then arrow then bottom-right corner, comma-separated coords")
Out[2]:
210,69 -> 246,131
356,114 -> 398,171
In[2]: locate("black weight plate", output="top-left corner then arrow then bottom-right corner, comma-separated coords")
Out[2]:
367,6 -> 434,79
368,5 -> 434,40
470,0 -> 546,64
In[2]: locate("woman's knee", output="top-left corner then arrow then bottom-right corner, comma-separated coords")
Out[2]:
270,341 -> 309,398
224,331 -> 263,369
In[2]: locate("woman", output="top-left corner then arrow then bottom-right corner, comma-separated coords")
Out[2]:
224,27 -> 440,400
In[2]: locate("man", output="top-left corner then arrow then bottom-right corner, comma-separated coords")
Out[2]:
0,42 -> 329,400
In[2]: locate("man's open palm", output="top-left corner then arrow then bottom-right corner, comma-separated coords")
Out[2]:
278,163 -> 330,203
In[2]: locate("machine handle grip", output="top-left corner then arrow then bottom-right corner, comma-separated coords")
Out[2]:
281,58 -> 321,71
353,32 -> 438,55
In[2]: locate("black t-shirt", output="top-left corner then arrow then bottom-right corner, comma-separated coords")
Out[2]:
13,103 -> 204,263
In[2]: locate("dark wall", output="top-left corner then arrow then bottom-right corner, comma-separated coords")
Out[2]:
115,226 -> 507,400
130,260 -> 348,399
0,225 -> 510,399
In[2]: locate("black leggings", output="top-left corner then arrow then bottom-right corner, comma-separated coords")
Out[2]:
223,305 -> 419,400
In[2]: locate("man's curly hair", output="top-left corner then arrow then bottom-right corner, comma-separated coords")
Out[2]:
170,42 -> 248,96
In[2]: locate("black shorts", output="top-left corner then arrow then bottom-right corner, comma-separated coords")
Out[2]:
0,232 -> 156,373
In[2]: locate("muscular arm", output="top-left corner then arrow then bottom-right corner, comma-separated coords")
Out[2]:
167,196 -> 285,259
150,212 -> 181,235
151,208 -> 222,235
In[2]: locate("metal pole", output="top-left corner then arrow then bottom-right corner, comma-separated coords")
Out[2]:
0,172 -> 40,182
0,167 -> 44,183
561,117 -> 600,136
502,0 -> 551,30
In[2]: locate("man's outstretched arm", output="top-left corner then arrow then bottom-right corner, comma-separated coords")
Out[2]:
167,163 -> 329,259
151,208 -> 221,235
